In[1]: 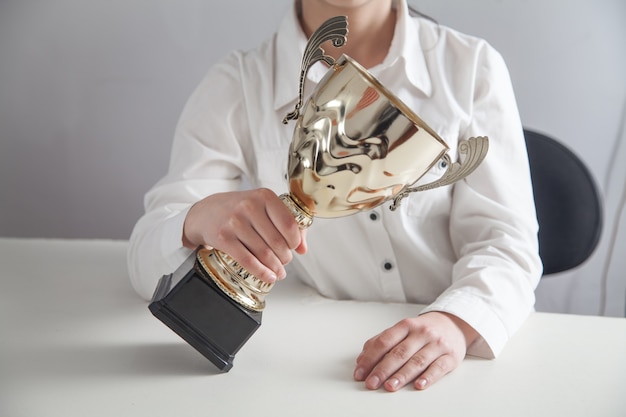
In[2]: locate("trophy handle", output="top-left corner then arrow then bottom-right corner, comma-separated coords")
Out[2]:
389,136 -> 490,211
282,15 -> 348,124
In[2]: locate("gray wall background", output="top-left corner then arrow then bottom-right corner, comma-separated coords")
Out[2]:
1,0 -> 625,316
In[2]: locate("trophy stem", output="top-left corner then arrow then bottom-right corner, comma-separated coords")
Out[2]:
196,248 -> 271,312
279,193 -> 314,230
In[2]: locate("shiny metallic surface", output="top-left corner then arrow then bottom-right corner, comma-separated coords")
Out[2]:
194,194 -> 314,311
389,135 -> 489,210
193,16 -> 352,312
283,15 -> 348,124
279,193 -> 314,229
196,16 -> 488,311
288,54 -> 458,218
196,248 -> 271,312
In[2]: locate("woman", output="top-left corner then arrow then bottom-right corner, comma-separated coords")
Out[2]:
128,0 -> 542,391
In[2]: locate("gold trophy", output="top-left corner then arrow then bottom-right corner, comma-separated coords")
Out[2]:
149,16 -> 488,371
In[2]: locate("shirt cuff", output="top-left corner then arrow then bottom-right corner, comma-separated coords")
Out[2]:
160,206 -> 195,274
419,292 -> 511,359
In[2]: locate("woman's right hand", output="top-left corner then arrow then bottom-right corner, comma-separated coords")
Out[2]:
182,188 -> 307,284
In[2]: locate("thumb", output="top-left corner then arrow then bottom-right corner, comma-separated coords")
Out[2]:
294,228 -> 308,255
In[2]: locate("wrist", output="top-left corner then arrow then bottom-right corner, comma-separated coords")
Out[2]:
432,311 -> 480,349
182,202 -> 202,249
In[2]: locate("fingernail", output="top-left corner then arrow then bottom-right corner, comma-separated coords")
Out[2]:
354,367 -> 365,381
366,375 -> 380,389
267,272 -> 277,283
387,378 -> 400,391
416,378 -> 427,390
277,268 -> 287,280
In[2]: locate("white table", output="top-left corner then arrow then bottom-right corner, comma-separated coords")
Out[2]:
1,238 -> 625,417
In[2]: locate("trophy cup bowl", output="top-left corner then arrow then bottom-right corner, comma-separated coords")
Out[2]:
148,16 -> 488,372
287,53 -> 456,218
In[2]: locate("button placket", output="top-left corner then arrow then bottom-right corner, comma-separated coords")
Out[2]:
361,211 -> 405,302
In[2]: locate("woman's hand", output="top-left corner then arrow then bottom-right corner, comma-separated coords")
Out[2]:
354,311 -> 479,391
182,188 -> 307,284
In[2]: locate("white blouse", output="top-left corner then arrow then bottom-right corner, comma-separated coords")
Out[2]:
128,0 -> 542,359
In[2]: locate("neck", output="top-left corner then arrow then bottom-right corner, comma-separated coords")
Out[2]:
299,0 -> 396,68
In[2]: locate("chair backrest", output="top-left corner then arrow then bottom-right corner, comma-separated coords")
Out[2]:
524,129 -> 603,275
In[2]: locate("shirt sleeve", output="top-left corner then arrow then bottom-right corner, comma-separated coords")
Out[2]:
420,41 -> 542,358
127,52 -> 251,300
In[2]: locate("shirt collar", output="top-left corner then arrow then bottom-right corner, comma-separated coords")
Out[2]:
273,4 -> 309,112
273,0 -> 432,111
383,0 -> 432,97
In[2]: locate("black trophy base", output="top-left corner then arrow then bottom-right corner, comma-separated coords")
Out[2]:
148,252 -> 262,372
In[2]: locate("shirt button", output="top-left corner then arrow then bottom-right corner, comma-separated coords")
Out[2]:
369,212 -> 379,221
382,261 -> 393,271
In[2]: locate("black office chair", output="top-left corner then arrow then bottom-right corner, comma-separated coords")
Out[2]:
524,129 -> 603,275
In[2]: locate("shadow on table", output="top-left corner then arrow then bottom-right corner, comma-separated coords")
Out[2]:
12,341 -> 224,379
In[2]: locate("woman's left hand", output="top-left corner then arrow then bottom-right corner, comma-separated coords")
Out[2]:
353,311 -> 479,391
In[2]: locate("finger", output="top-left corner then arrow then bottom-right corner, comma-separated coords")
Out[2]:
215,218 -> 285,283
247,212 -> 294,267
294,229 -> 308,255
355,324 -> 409,372
218,192 -> 291,278
237,225 -> 288,280
264,193 -> 303,250
229,189 -> 295,266
414,354 -> 456,390
383,344 -> 440,392
221,238 -> 282,284
354,322 -> 412,386
361,336 -> 431,391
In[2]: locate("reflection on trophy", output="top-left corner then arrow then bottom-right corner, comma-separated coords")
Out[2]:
149,16 -> 488,372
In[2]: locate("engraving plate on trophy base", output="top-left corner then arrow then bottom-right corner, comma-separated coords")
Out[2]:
149,251 -> 262,372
